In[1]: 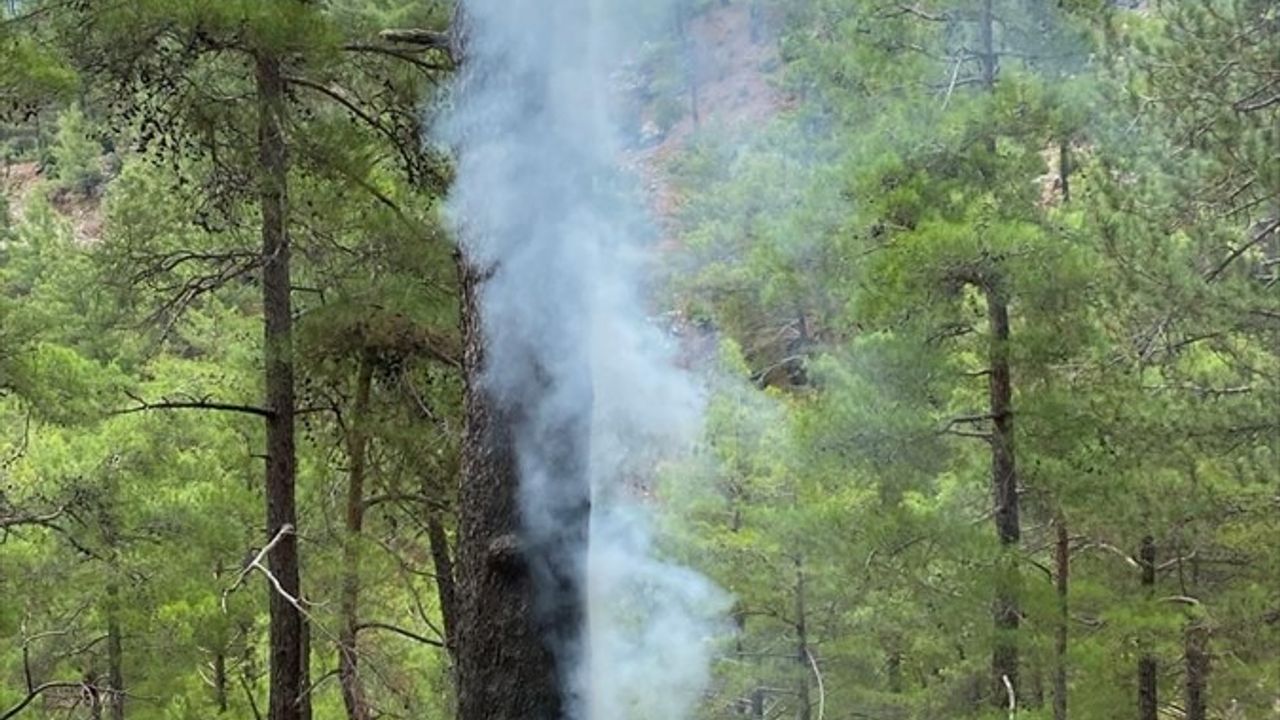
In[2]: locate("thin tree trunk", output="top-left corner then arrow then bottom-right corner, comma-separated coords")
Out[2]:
214,649 -> 228,714
213,562 -> 229,714
299,614 -> 311,720
795,557 -> 812,720
987,283 -> 1021,709
256,50 -> 304,720
339,355 -> 374,720
887,651 -> 903,695
750,687 -> 765,720
106,582 -> 124,720
425,509 -> 458,659
1059,140 -> 1071,203
1138,536 -> 1158,720
1184,622 -> 1209,720
1053,517 -> 1069,720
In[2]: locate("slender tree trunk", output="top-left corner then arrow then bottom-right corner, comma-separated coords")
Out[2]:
339,355 -> 374,720
887,651 -> 903,695
214,649 -> 228,714
106,582 -> 124,720
1184,622 -> 1209,720
425,508 -> 458,659
213,562 -> 229,714
1138,536 -> 1158,720
987,283 -> 1021,709
299,615 -> 312,720
750,687 -> 765,719
256,50 -> 303,720
1053,517 -> 1069,720
1059,140 -> 1072,204
795,557 -> 812,720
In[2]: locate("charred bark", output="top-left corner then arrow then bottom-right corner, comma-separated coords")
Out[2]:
448,4 -> 593,718
255,50 -> 304,720
453,257 -> 577,720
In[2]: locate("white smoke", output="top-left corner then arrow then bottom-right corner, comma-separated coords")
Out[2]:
438,1 -> 730,719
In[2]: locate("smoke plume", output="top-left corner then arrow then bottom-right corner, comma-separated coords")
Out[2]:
438,1 -> 729,718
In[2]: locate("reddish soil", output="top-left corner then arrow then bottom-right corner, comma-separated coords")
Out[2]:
2,161 -> 105,244
628,3 -> 791,242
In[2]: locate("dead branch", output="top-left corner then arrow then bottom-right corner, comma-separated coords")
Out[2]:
355,622 -> 444,648
116,391 -> 272,419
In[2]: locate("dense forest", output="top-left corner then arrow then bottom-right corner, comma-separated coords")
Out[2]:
1,1 -> 1277,720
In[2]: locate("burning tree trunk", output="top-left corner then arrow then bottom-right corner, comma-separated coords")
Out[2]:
453,258 -> 589,720
447,3 -> 595,719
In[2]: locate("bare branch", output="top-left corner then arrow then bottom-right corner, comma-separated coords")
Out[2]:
1,681 -> 92,720
355,622 -> 445,648
377,28 -> 452,51
116,391 -> 272,419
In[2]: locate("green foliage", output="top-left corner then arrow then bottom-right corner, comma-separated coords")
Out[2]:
1,1 -> 1277,720
48,104 -> 104,195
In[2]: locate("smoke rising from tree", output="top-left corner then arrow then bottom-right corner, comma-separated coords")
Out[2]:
438,1 -> 729,718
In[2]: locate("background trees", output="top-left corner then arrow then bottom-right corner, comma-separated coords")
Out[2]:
2,1 -> 1277,719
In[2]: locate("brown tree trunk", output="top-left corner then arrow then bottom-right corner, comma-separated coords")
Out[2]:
1059,140 -> 1072,204
339,355 -> 374,720
106,582 -> 124,720
453,257 -> 574,720
255,50 -> 304,720
425,508 -> 458,659
987,284 -> 1021,709
448,3 -> 594,717
795,557 -> 812,720
1184,622 -> 1209,720
214,649 -> 228,714
1138,536 -> 1158,720
1053,517 -> 1069,720
299,615 -> 311,720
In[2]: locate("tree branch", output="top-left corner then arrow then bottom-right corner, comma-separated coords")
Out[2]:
377,28 -> 452,51
355,622 -> 444,648
1,681 -> 91,720
116,391 -> 272,419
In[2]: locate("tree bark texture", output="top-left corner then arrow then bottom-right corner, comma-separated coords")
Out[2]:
987,284 -> 1021,708
453,258 -> 570,720
1138,536 -> 1157,720
106,582 -> 124,720
448,3 -> 593,718
1184,622 -> 1209,720
795,558 -> 812,720
339,355 -> 374,720
1053,517 -> 1069,720
256,50 -> 304,720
